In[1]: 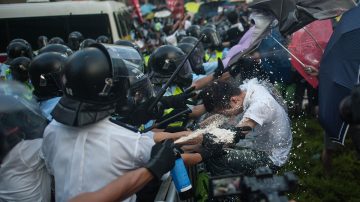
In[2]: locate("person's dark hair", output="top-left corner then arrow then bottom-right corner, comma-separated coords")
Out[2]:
226,11 -> 239,25
199,81 -> 241,112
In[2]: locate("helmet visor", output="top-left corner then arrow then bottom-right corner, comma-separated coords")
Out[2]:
0,81 -> 47,159
106,45 -> 145,72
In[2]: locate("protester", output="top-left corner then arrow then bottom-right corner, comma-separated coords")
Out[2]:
197,80 -> 292,175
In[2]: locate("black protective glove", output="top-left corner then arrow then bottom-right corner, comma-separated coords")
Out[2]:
227,126 -> 252,143
213,58 -> 226,79
200,133 -> 226,161
145,139 -> 177,180
160,86 -> 197,109
126,98 -> 164,126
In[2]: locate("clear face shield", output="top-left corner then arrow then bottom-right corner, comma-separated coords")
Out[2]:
125,60 -> 155,105
151,55 -> 193,87
0,81 -> 47,162
105,44 -> 145,72
189,46 -> 204,72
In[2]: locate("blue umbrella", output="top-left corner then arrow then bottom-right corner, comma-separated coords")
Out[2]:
319,5 -> 360,144
141,3 -> 155,16
258,28 -> 293,84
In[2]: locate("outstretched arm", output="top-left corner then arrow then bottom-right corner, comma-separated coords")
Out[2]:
69,168 -> 153,202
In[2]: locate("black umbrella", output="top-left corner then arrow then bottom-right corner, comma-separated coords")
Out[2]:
249,0 -> 355,35
319,5 -> 360,144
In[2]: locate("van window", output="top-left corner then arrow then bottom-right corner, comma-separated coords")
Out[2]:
114,11 -> 132,39
0,14 -> 112,52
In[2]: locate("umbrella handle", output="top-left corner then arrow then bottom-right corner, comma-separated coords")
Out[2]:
270,35 -> 306,67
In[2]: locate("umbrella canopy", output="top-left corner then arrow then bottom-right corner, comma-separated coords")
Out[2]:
319,5 -> 360,144
249,0 -> 355,35
184,2 -> 200,14
141,3 -> 155,16
224,9 -> 275,68
288,19 -> 333,88
258,28 -> 293,84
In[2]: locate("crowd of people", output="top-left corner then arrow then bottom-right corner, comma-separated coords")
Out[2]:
0,1 -> 359,201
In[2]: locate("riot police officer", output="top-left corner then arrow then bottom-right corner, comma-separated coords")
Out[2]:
1,40 -> 33,80
29,52 -> 67,120
8,57 -> 33,91
0,81 -> 50,202
48,37 -> 65,45
38,44 -> 73,56
148,45 -> 194,129
96,35 -> 111,43
79,38 -> 96,50
37,35 -> 48,50
41,43 -> 156,202
177,42 -> 206,75
186,25 -> 201,38
67,31 -> 84,51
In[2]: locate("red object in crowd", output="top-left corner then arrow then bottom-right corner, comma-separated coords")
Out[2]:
0,54 -> 7,63
131,0 -> 144,23
288,19 -> 333,88
167,0 -> 184,19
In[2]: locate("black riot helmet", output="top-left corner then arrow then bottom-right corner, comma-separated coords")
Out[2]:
51,44 -> 131,126
37,35 -> 48,49
96,35 -> 111,43
204,24 -> 216,30
177,43 -> 205,75
114,40 -> 141,53
0,81 -> 47,163
179,36 -> 205,59
29,52 -> 67,99
201,27 -> 222,49
148,45 -> 193,88
6,42 -> 33,61
68,31 -> 84,51
79,38 -> 96,50
9,57 -> 31,83
61,43 -> 129,105
49,37 -> 65,45
186,25 -> 201,38
38,44 -> 73,56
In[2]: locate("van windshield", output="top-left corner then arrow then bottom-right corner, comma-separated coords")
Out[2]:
0,14 -> 112,52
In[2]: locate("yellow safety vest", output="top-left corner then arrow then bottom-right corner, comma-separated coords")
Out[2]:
162,85 -> 185,128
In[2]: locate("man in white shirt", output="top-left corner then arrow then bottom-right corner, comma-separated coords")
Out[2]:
199,79 -> 292,175
41,44 -> 155,202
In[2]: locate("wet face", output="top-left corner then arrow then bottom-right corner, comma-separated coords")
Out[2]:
215,95 -> 245,117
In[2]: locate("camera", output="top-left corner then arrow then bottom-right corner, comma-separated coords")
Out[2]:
209,167 -> 298,202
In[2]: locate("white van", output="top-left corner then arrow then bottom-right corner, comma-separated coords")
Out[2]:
0,0 -> 132,60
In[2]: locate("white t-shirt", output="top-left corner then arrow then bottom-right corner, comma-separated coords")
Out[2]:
0,139 -> 51,202
41,117 -> 155,202
236,79 -> 292,166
